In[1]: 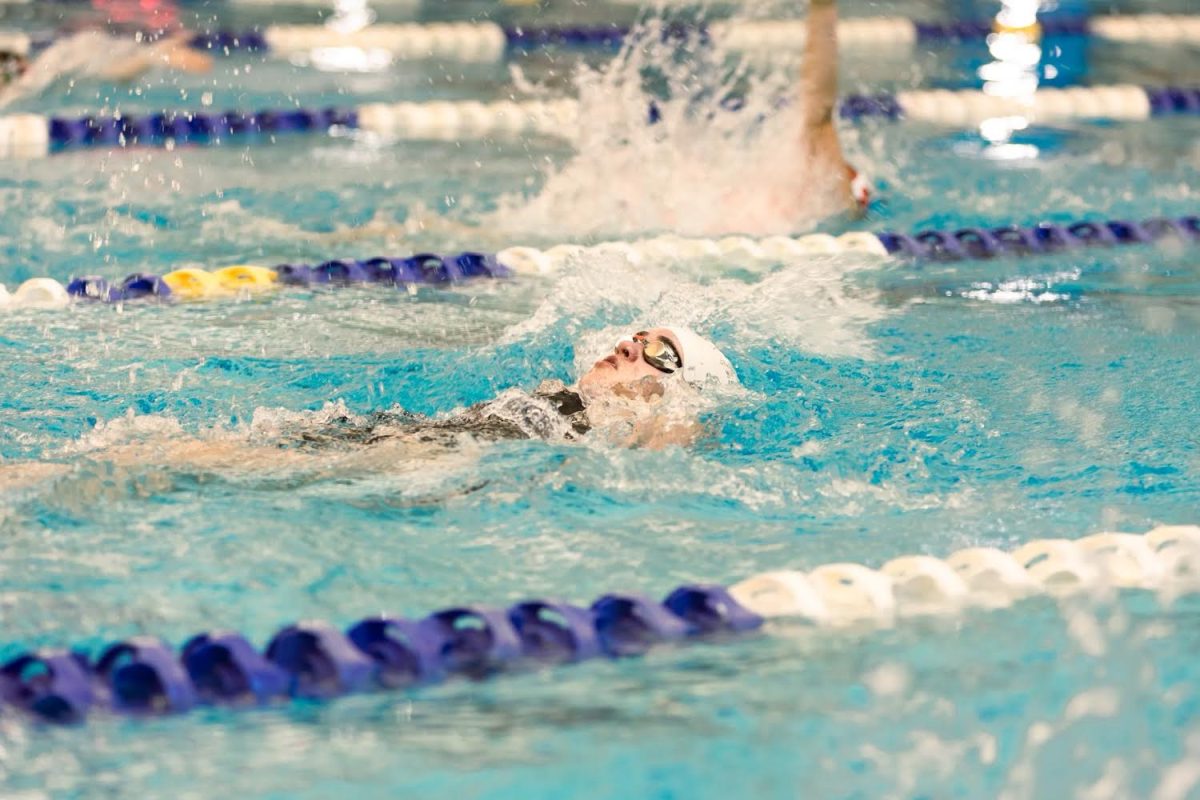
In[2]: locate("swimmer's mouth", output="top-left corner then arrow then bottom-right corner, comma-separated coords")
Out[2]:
595,356 -> 618,369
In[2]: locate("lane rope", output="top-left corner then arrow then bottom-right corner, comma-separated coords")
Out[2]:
2,525 -> 1196,725
2,84 -> 1196,159
6,15 -> 1199,60
1,215 -> 1195,311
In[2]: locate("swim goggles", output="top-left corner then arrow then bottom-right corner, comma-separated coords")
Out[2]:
632,331 -> 682,374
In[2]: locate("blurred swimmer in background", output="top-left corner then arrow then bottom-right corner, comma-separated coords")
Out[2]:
0,0 -> 209,109
307,0 -> 868,247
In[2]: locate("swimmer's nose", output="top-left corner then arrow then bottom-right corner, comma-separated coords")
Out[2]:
615,340 -> 641,362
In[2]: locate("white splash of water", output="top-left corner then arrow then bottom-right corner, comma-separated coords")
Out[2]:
492,10 -> 854,239
61,407 -> 186,454
504,248 -> 888,366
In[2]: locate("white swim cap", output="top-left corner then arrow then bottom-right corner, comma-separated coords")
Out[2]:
664,326 -> 738,388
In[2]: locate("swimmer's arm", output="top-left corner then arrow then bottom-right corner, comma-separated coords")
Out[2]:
0,440 -> 269,491
802,0 -> 859,213
100,33 -> 211,82
802,0 -> 841,135
99,52 -> 157,82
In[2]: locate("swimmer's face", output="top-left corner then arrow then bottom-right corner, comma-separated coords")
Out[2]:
578,327 -> 682,401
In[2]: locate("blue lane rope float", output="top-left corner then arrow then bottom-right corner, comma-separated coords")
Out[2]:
44,107 -> 361,149
873,216 -> 1200,261
1,215 -> 1197,311
1,83 -> 1195,159
5,15 -> 1198,63
1,526 -> 1197,726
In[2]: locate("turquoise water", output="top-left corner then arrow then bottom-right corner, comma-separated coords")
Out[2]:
2,0 -> 1200,796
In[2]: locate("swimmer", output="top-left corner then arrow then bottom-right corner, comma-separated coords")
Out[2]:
0,327 -> 737,494
288,325 -> 735,450
0,30 -> 211,109
303,0 -> 866,248
260,326 -> 735,453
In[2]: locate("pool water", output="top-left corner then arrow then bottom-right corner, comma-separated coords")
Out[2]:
1,0 -> 1199,797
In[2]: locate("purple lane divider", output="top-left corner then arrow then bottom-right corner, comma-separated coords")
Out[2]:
0,585 -> 762,725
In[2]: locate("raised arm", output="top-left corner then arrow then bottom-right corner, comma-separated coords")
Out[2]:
801,0 -> 841,134
800,0 -> 870,214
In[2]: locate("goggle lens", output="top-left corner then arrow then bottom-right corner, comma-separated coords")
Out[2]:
633,332 -> 681,374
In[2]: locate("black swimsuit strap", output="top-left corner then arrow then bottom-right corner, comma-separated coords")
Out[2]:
541,388 -> 587,418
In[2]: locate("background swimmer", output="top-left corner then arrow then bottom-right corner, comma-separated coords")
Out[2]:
498,0 -> 869,238
0,30 -> 210,109
307,0 -> 866,247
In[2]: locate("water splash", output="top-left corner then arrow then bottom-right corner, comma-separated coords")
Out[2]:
492,9 -> 855,239
503,248 -> 887,365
